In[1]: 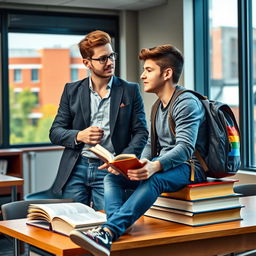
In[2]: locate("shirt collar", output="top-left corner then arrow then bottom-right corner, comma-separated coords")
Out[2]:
89,76 -> 113,91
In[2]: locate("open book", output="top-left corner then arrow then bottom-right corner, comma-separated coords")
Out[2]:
26,202 -> 106,236
88,144 -> 144,178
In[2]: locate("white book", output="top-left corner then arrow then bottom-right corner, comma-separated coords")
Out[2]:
153,194 -> 242,213
26,202 -> 106,236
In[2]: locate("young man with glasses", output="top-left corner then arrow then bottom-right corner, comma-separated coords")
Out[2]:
49,30 -> 148,210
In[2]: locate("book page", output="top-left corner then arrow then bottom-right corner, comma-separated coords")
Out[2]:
51,213 -> 105,236
88,144 -> 114,162
53,211 -> 106,227
28,203 -> 96,221
113,154 -> 136,161
27,210 -> 52,222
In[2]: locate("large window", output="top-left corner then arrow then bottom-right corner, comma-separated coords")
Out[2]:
195,0 -> 256,170
0,10 -> 119,147
9,33 -> 84,144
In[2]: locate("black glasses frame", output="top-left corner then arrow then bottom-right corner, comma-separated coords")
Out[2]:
89,52 -> 118,64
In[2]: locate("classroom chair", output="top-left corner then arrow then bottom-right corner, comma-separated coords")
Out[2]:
24,187 -> 62,200
1,198 -> 73,256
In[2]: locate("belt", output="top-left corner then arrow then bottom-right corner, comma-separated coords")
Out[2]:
80,155 -> 103,164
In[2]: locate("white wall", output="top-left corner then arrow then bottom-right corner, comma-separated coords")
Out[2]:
119,10 -> 139,83
137,0 -> 194,122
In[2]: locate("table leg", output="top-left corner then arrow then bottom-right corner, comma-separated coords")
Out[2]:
11,186 -> 17,201
14,238 -> 20,256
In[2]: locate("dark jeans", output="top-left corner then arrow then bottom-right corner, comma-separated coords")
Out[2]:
62,155 -> 107,210
103,163 -> 206,240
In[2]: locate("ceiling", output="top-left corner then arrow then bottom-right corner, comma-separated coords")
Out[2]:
0,0 -> 167,11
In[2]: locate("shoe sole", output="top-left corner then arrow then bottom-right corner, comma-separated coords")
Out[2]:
70,231 -> 110,256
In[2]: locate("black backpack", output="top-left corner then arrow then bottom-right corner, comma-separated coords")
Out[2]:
151,88 -> 241,178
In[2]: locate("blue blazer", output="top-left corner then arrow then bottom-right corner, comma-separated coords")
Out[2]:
49,76 -> 148,194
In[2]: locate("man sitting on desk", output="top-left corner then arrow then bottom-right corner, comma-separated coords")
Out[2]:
49,30 -> 148,211
70,44 -> 208,256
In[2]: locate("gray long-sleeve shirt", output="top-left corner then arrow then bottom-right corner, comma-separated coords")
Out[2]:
141,86 -> 207,172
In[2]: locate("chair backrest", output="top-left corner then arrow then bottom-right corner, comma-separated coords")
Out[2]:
24,188 -> 62,200
1,199 -> 73,220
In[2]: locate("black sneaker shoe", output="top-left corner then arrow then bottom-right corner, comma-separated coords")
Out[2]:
70,227 -> 112,256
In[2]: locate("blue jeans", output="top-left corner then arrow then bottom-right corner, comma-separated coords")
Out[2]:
62,156 -> 107,210
103,163 -> 206,240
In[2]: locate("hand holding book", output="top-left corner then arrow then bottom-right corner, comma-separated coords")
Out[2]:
127,159 -> 162,181
88,144 -> 144,179
98,162 -> 121,176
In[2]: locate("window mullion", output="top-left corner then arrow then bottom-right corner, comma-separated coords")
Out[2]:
238,0 -> 255,168
194,0 -> 210,96
1,12 -> 10,147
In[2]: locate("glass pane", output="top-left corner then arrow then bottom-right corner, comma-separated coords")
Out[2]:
8,33 -> 87,145
209,0 -> 239,118
252,0 -> 256,167
209,1 -> 242,156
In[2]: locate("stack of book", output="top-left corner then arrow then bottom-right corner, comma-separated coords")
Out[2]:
144,178 -> 243,226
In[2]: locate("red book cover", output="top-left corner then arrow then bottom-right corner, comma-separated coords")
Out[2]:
161,178 -> 239,200
184,178 -> 239,188
110,158 -> 144,178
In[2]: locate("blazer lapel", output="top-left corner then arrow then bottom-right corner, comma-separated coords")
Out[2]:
79,78 -> 91,127
110,77 -> 123,136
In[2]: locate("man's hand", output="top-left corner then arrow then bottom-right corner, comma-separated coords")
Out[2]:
76,126 -> 104,144
98,163 -> 120,176
127,159 -> 162,181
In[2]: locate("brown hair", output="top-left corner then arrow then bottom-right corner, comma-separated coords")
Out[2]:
78,30 -> 111,59
139,44 -> 184,84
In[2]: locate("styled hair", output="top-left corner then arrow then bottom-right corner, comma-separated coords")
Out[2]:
78,30 -> 111,59
139,44 -> 184,84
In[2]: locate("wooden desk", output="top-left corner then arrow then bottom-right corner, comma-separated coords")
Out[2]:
0,175 -> 24,201
0,196 -> 256,256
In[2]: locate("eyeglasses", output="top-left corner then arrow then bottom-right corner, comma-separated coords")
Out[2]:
88,52 -> 117,64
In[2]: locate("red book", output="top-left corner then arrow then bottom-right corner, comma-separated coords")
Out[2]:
88,144 -> 144,179
161,178 -> 239,200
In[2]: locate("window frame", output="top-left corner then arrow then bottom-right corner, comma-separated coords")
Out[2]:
0,9 -> 119,148
194,0 -> 256,171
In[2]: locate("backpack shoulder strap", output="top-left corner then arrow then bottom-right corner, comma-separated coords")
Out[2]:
168,89 -> 207,135
168,88 -> 209,174
150,98 -> 161,158
167,88 -> 187,136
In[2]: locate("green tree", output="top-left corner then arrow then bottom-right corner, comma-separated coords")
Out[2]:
10,87 -> 57,144
10,87 -> 37,144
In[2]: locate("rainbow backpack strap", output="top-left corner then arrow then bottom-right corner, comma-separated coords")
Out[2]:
227,126 -> 240,157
